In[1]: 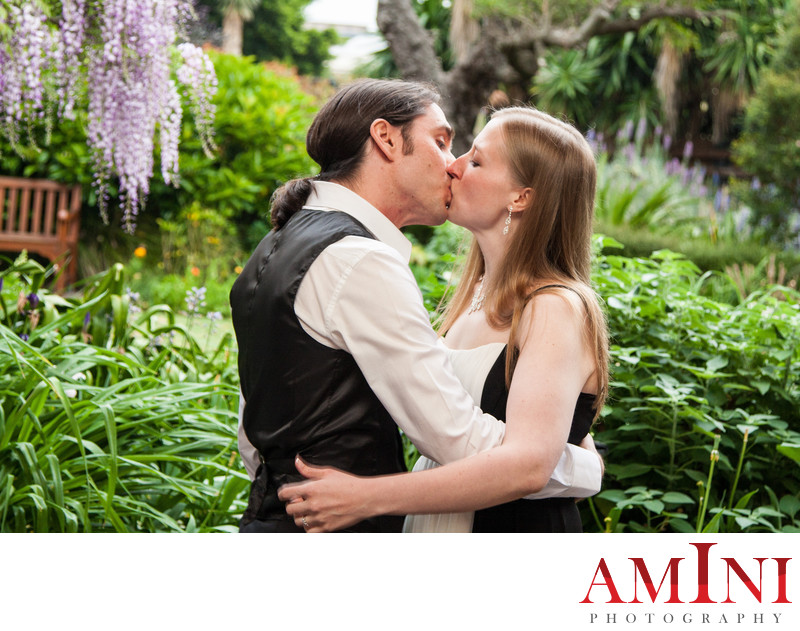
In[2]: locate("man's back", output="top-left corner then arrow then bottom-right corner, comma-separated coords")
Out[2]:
231,209 -> 406,532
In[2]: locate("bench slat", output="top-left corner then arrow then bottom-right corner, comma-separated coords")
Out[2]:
5,188 -> 19,233
21,188 -> 32,233
32,188 -> 45,235
43,189 -> 56,235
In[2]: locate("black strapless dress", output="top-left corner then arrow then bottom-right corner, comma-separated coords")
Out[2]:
471,346 -> 596,533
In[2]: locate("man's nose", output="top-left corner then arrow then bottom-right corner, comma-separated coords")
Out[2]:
446,155 -> 461,178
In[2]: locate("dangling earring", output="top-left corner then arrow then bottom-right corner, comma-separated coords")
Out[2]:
503,206 -> 512,236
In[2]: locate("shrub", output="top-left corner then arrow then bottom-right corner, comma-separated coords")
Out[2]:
0,255 -> 246,532
595,221 -> 800,297
588,237 -> 800,532
148,51 -> 318,251
1,51 -> 320,263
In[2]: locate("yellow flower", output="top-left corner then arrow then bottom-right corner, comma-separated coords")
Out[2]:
133,246 -> 147,258
207,236 -> 220,245
234,265 -> 243,274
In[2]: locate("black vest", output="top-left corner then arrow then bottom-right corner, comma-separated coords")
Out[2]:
230,209 -> 406,532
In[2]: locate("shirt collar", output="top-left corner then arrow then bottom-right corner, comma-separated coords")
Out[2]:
304,181 -> 412,262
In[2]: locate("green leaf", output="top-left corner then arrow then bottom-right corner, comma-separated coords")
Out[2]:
777,444 -> 800,466
643,500 -> 665,514
751,380 -> 771,395
662,492 -> 695,505
605,463 -> 652,480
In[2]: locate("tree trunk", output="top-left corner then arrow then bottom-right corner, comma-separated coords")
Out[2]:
712,87 -> 741,146
222,8 -> 244,56
654,39 -> 682,138
450,0 -> 478,65
377,0 -> 442,83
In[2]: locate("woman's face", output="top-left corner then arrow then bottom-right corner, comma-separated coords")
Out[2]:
446,118 -> 521,233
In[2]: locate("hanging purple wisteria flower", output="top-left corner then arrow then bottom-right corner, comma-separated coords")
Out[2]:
0,1 -> 217,233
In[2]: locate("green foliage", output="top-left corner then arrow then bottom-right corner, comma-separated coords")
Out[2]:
595,221 -> 800,301
594,139 -> 699,235
195,0 -> 339,76
0,255 -> 245,532
588,236 -> 800,532
699,0 -> 783,96
149,51 -> 317,250
409,228 -> 800,532
1,50 -> 318,257
532,32 -> 659,132
242,0 -> 340,76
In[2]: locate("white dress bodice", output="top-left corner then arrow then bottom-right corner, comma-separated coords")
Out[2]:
402,341 -> 506,533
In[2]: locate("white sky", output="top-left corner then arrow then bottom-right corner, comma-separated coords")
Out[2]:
305,0 -> 378,30
305,0 -> 382,75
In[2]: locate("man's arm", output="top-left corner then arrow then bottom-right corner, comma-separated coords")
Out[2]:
295,239 -> 601,497
237,390 -> 260,481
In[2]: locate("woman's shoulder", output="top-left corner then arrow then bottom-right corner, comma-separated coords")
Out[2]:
515,282 -> 593,353
526,280 -> 592,313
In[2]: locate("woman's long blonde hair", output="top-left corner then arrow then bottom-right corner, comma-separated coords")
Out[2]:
438,107 -> 610,416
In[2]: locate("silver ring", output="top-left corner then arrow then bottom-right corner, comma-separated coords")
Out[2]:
302,516 -> 309,530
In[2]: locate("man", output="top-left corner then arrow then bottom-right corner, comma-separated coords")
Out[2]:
230,79 -> 602,532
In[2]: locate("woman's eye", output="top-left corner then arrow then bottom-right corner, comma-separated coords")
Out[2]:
470,160 -> 479,167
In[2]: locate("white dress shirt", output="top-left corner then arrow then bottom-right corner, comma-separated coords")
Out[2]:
237,181 -> 601,500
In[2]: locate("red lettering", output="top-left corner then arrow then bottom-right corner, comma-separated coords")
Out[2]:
690,542 -> 718,603
629,557 -> 684,603
581,558 -> 625,604
773,558 -> 792,604
722,557 -> 765,603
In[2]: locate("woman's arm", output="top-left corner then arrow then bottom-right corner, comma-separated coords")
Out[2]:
278,292 -> 598,531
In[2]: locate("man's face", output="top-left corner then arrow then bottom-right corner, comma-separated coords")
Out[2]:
394,103 -> 455,227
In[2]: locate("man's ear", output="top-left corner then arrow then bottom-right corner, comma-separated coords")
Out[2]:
369,118 -> 403,161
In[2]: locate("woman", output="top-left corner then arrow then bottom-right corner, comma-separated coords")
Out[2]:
277,106 -> 609,532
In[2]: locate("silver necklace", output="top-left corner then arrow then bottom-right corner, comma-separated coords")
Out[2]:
468,274 -> 487,314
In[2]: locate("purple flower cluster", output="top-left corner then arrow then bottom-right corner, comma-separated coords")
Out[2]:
185,286 -> 207,315
0,4 -> 58,143
59,0 -> 87,119
177,42 -> 217,157
87,0 -> 181,230
0,1 -> 218,233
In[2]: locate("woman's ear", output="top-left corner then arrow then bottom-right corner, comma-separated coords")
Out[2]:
369,118 -> 403,161
510,187 -> 533,212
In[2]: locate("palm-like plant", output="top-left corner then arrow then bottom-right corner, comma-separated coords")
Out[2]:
700,0 -> 784,144
531,46 -> 607,127
221,0 -> 260,56
532,31 -> 659,133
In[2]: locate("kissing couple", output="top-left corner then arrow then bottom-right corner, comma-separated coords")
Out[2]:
230,78 -> 609,533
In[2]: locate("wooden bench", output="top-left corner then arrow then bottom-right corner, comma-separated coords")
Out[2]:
0,176 -> 82,291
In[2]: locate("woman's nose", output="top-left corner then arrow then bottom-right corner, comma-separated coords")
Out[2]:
447,155 -> 464,179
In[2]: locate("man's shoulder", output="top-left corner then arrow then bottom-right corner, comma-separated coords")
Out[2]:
318,233 -> 406,270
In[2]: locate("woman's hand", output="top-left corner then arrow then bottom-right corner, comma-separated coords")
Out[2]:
579,433 -> 605,478
277,456 -> 376,532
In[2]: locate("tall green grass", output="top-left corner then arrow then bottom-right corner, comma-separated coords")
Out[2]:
1,255 -> 247,532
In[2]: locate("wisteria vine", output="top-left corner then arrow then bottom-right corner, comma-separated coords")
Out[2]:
0,0 -> 217,232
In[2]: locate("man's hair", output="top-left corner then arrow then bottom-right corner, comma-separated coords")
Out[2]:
271,79 -> 441,229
